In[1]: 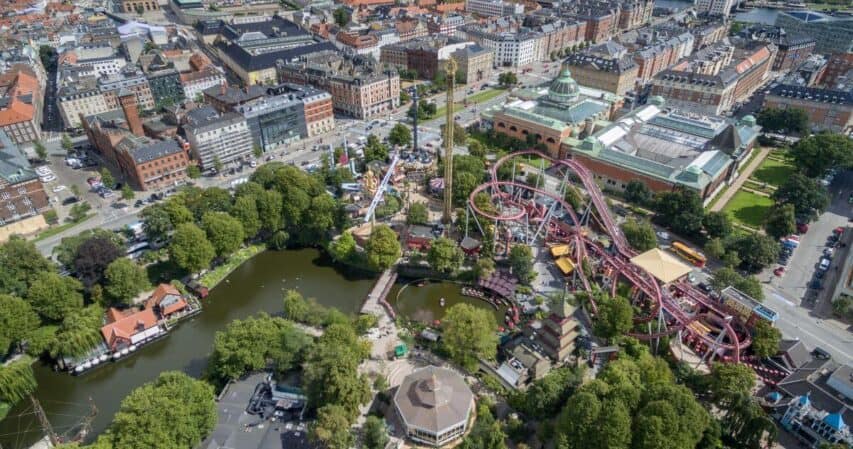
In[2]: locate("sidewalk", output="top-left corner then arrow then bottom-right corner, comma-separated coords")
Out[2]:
709,146 -> 771,212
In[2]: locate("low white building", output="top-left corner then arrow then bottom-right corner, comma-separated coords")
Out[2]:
184,107 -> 254,170
465,0 -> 524,17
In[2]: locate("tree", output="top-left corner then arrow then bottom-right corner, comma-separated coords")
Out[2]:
187,165 -> 201,179
212,156 -> 223,174
49,305 -> 104,358
788,133 -> 853,178
734,233 -> 780,273
593,294 -> 634,341
388,123 -> 412,147
710,266 -> 764,301
772,173 -> 829,222
210,313 -> 311,380
621,219 -> 657,251
253,145 -> 263,158
709,363 -> 755,401
202,211 -> 245,258
406,202 -> 429,225
702,211 -> 732,239
73,235 -> 123,288
468,139 -> 487,158
442,303 -> 498,371
230,195 -> 261,239
104,259 -> 150,305
121,184 -> 135,201
169,223 -> 215,273
654,189 -> 705,236
256,189 -> 283,234
365,225 -> 400,271
498,72 -> 518,87
27,272 -> 84,321
751,320 -> 781,358
441,121 -> 468,146
0,356 -> 37,404
363,134 -> 389,163
459,402 -> 507,449
311,404 -> 354,449
363,416 -> 389,449
624,180 -> 653,206
756,107 -> 809,134
99,167 -> 115,189
69,201 -> 91,222
140,204 -> 173,242
399,89 -> 411,104
303,323 -> 371,419
333,6 -> 350,27
33,140 -> 47,160
704,237 -> 726,260
508,244 -> 535,284
764,203 -> 796,239
555,391 -> 604,449
428,237 -> 463,273
0,236 -> 54,298
509,366 -> 583,419
61,134 -> 73,154
0,294 -> 40,355
328,232 -> 357,263
107,371 -> 216,449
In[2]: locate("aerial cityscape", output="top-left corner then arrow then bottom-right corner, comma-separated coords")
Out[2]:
0,0 -> 850,448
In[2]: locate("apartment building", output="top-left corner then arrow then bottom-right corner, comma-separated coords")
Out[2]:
66,45 -> 127,77
461,26 -> 538,67
380,36 -> 477,80
120,0 -> 159,13
277,52 -> 400,119
396,18 -> 429,42
59,73 -> 111,129
180,65 -> 226,101
465,0 -> 524,17
820,53 -> 853,89
99,69 -> 155,112
453,44 -> 494,85
738,25 -> 816,72
427,14 -> 465,36
0,68 -> 42,145
184,107 -> 254,170
764,84 -> 852,133
115,135 -> 190,191
695,0 -> 736,17
565,43 -> 638,95
0,131 -> 49,227
650,41 -> 776,115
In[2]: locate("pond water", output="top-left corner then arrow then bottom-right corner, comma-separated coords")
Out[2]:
389,280 -> 509,327
0,249 -> 374,449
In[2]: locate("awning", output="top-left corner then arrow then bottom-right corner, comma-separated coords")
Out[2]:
550,244 -> 570,257
555,257 -> 574,275
630,248 -> 692,284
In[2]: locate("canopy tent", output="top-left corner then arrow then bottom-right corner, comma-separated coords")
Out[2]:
629,248 -> 692,284
550,244 -> 570,257
555,257 -> 575,275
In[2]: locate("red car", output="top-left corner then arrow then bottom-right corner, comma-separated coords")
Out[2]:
774,267 -> 785,277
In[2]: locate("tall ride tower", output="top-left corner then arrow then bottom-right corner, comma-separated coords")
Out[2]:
442,57 -> 457,224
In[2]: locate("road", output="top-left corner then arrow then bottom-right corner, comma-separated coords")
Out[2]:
759,171 -> 853,364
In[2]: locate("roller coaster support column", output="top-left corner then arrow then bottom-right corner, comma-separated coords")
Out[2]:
698,315 -> 733,367
654,306 -> 666,355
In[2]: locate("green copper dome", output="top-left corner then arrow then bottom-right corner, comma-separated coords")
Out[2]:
547,67 -> 580,105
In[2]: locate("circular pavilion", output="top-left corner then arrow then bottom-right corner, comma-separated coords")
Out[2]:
393,366 -> 475,447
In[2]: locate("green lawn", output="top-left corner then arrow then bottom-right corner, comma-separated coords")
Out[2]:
430,88 -> 506,120
0,401 -> 9,422
198,244 -> 266,289
723,191 -> 774,229
33,213 -> 95,242
751,157 -> 794,187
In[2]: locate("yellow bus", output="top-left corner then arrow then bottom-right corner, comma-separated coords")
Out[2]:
671,241 -> 706,268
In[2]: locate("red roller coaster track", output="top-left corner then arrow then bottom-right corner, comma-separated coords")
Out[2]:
467,150 -> 750,362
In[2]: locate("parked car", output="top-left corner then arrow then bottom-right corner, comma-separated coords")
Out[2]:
812,347 -> 831,360
62,196 -> 79,205
818,258 -> 831,271
773,267 -> 785,277
796,222 -> 809,234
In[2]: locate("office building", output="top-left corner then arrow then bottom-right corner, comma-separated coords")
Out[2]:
184,107 -> 254,170
775,11 -> 853,54
694,0 -> 736,17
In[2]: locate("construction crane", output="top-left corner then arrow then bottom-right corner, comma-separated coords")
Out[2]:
442,57 -> 457,224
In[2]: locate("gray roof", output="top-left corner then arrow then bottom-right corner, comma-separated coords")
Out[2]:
768,84 -> 853,106
393,366 -> 473,433
185,110 -> 246,135
0,131 -> 36,184
116,136 -> 184,164
214,40 -> 337,71
778,359 -> 853,425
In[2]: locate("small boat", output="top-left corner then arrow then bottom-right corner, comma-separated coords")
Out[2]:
129,344 -> 138,352
112,353 -> 121,360
99,354 -> 109,362
120,348 -> 130,356
75,365 -> 84,373
82,361 -> 92,370
90,358 -> 99,366
439,297 -> 446,307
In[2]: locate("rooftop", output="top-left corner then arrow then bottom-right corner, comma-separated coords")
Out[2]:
630,248 -> 693,284
0,131 -> 36,184
393,366 -> 474,433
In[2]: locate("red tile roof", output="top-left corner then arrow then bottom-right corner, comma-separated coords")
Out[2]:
101,307 -> 159,349
145,283 -> 189,317
0,69 -> 38,126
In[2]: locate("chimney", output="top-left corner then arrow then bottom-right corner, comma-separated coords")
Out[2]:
118,91 -> 144,137
220,80 -> 226,95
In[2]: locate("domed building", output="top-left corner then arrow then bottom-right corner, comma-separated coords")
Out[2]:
393,366 -> 475,447
481,65 -> 623,158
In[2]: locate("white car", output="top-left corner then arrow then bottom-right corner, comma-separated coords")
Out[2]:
35,166 -> 53,175
656,231 -> 670,241
52,185 -> 66,192
40,175 -> 57,183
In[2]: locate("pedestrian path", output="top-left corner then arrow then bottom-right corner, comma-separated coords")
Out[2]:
709,147 -> 771,212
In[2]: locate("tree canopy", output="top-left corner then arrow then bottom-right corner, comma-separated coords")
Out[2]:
593,293 -> 634,341
756,107 -> 809,134
442,303 -> 498,371
303,323 -> 371,420
508,244 -> 535,284
104,259 -> 150,305
751,320 -> 781,358
653,189 -> 704,236
27,272 -> 84,321
621,219 -> 657,252
73,236 -> 124,288
388,123 -> 412,147
787,133 -> 853,178
710,267 -> 764,301
365,225 -> 400,271
764,203 -> 796,239
772,173 -> 829,222
169,223 -> 215,273
106,371 -> 217,449
201,211 -> 245,258
0,294 -> 40,355
406,202 -> 429,225
428,237 -> 464,273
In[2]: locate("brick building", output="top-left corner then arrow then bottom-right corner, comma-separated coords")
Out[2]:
120,0 -> 159,13
820,53 -> 853,89
763,85 -> 852,134
0,131 -> 49,227
564,42 -> 638,95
